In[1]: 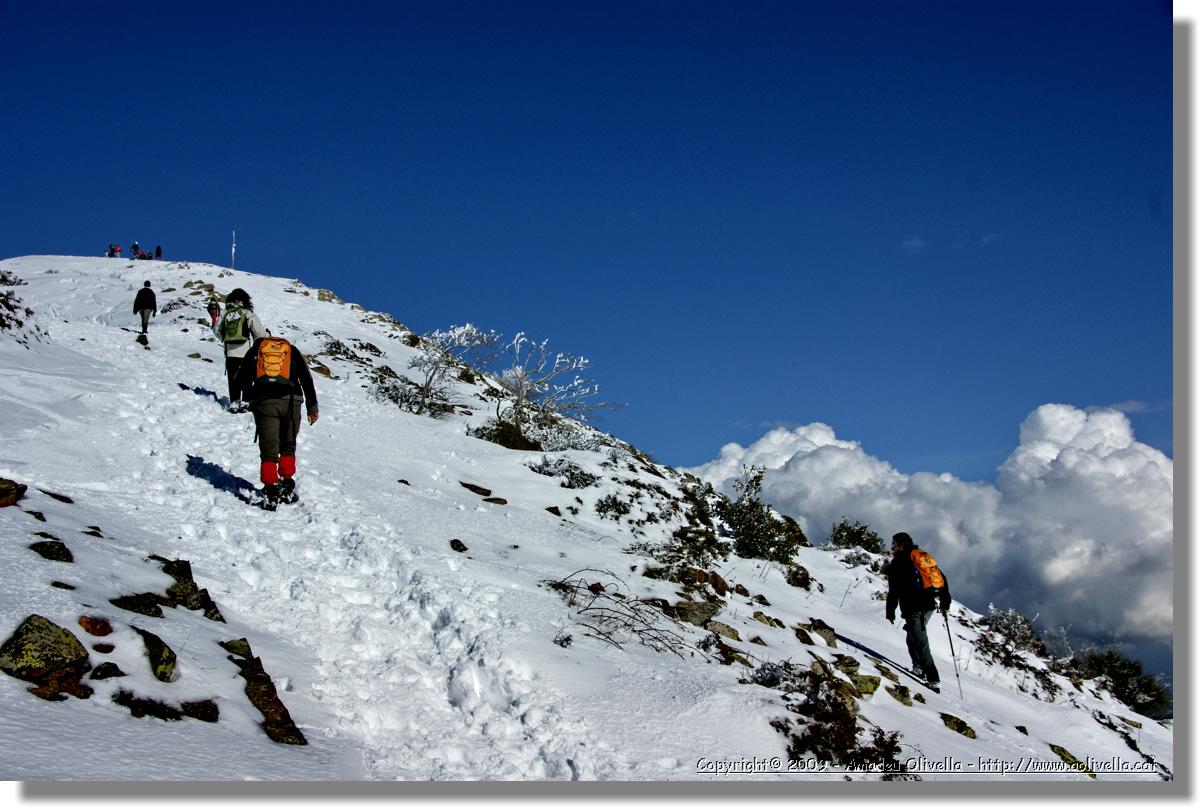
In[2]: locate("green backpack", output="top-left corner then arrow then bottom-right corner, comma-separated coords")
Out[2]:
220,306 -> 248,344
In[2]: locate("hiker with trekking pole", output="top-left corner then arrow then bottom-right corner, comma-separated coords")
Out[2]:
885,531 -> 960,695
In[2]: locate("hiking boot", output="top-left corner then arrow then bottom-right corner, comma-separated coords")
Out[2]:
261,483 -> 281,510
927,681 -> 941,693
278,477 -> 298,505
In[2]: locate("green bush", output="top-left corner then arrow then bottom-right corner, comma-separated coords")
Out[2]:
1066,646 -> 1171,719
717,466 -> 805,565
828,518 -> 885,554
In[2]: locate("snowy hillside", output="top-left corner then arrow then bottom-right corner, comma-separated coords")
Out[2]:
0,255 -> 1173,782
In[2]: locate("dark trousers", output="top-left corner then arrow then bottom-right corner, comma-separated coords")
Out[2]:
138,309 -> 152,333
904,611 -> 940,683
252,397 -> 302,462
225,356 -> 245,404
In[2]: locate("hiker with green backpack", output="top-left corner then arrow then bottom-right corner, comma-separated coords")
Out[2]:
885,531 -> 952,692
213,288 -> 268,413
233,335 -> 319,510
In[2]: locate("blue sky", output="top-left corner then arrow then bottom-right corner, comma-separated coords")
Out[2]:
0,1 -> 1173,481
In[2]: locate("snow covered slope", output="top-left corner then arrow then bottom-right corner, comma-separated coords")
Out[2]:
0,255 -> 1173,782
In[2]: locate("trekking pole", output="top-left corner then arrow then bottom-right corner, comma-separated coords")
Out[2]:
943,611 -> 964,698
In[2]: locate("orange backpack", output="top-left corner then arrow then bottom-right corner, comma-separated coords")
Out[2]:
255,337 -> 293,385
910,548 -> 945,590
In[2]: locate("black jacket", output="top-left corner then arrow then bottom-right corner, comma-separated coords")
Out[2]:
885,546 -> 951,620
133,287 -> 157,314
233,338 -> 319,414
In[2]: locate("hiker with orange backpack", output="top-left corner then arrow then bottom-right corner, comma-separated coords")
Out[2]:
885,531 -> 951,692
233,335 -> 319,510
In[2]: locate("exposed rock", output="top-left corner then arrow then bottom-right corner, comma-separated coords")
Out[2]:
639,598 -> 678,620
708,572 -> 729,596
50,581 -> 75,590
851,674 -> 881,695
940,712 -> 976,739
1015,725 -> 1029,735
482,497 -> 508,505
29,540 -> 73,562
802,618 -> 838,647
751,594 -> 771,606
83,526 -> 105,538
785,565 -> 817,590
25,510 -> 46,522
886,685 -> 913,706
109,593 -> 168,618
152,557 -> 225,622
704,620 -> 740,641
734,583 -> 750,597
832,654 -> 860,675
181,699 -> 220,723
228,653 -> 307,745
78,616 -> 113,637
0,614 -> 92,700
450,539 -> 469,553
874,661 -> 900,683
112,689 -> 183,721
133,628 -> 177,683
674,600 -> 721,627
749,636 -> 767,646
220,637 -> 254,659
459,481 -> 492,497
37,488 -> 73,504
793,626 -> 814,645
681,568 -> 709,585
91,662 -> 126,680
0,478 -> 27,508
92,643 -> 115,654
1049,744 -> 1095,779
752,611 -> 785,628
545,506 -> 562,516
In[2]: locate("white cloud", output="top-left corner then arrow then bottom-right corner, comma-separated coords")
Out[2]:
686,404 -> 1173,645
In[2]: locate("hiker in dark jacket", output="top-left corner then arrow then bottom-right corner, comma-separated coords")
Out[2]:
233,336 -> 319,509
133,281 -> 157,334
886,531 -> 951,691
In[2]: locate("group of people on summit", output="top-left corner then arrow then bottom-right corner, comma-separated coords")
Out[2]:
108,241 -> 162,260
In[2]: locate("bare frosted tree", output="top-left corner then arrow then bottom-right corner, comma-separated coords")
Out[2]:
492,332 -> 608,436
408,323 -> 498,416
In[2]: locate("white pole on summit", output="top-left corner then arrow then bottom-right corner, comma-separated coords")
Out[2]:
231,230 -> 237,269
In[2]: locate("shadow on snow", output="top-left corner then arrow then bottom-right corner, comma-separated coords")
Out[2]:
177,382 -> 224,406
185,455 -> 258,506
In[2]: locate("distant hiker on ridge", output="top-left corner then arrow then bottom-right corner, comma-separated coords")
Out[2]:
206,299 -> 221,328
885,531 -> 951,693
233,334 -> 319,510
214,288 -> 267,413
132,280 -> 157,335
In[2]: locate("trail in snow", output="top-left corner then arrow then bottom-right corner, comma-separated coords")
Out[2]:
17,280 -> 602,780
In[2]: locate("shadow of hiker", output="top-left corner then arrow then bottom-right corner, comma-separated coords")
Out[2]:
835,632 -> 926,687
185,455 -> 257,506
177,383 -> 222,405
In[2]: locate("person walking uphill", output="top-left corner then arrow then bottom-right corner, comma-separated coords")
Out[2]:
133,281 -> 157,334
885,532 -> 951,692
233,335 -> 319,510
214,288 -> 267,413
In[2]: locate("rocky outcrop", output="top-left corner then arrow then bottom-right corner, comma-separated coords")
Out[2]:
0,614 -> 93,700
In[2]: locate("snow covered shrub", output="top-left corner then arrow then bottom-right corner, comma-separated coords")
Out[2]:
717,466 -> 805,565
595,493 -> 632,521
0,272 -> 43,347
827,518 -> 885,554
764,659 -> 913,780
974,605 -> 1060,701
1055,647 -> 1171,719
471,418 -> 544,451
629,482 -> 730,580
526,456 -> 600,489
